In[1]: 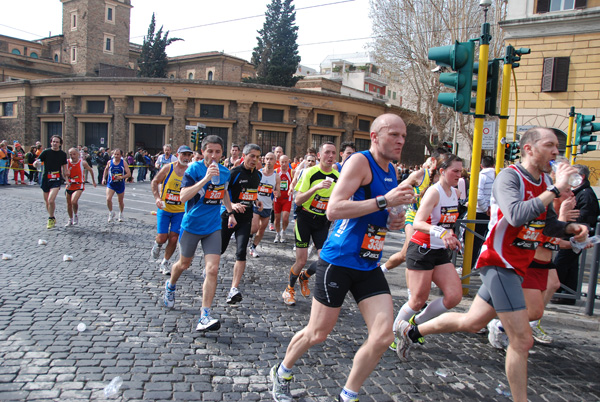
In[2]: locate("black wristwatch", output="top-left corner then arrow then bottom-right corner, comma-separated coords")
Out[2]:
375,195 -> 387,210
225,211 -> 233,217
547,185 -> 560,198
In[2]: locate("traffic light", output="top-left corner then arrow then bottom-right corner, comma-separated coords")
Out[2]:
504,143 -> 511,161
575,114 -> 600,154
471,59 -> 500,116
505,45 -> 531,69
506,141 -> 520,161
442,141 -> 453,152
428,41 -> 475,114
190,130 -> 197,144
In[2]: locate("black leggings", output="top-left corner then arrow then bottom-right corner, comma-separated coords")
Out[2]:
221,213 -> 252,261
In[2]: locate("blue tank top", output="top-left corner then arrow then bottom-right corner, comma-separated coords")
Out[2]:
107,158 -> 125,185
320,151 -> 398,271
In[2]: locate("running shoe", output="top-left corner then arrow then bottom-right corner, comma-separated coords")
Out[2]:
269,223 -> 275,231
274,233 -> 280,243
151,243 -> 162,259
226,288 -> 243,305
47,217 -> 55,229
118,212 -> 124,222
249,245 -> 260,258
336,395 -> 359,402
389,337 -> 399,351
160,260 -> 171,276
298,271 -> 310,297
409,314 -> 425,344
279,231 -> 286,243
65,219 -> 73,227
532,322 -> 553,344
163,280 -> 176,309
270,364 -> 293,402
196,313 -> 221,331
108,211 -> 114,222
282,286 -> 296,306
487,319 -> 508,349
73,214 -> 79,225
394,320 -> 413,361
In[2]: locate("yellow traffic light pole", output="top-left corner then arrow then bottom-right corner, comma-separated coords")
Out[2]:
461,23 -> 491,294
565,107 -> 575,163
495,60 -> 513,175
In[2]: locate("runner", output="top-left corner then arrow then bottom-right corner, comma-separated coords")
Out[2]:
155,144 -> 177,170
150,146 -> 193,274
223,144 -> 241,169
249,152 -> 280,258
64,147 -> 96,226
269,113 -> 414,402
395,127 -> 589,402
162,135 -> 234,332
334,141 -> 356,172
38,135 -> 69,229
102,149 -> 131,222
220,144 -> 263,304
273,154 -> 293,243
392,154 -> 463,347
281,142 -> 339,306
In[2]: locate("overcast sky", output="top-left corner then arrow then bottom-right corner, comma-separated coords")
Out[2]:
1,0 -> 373,70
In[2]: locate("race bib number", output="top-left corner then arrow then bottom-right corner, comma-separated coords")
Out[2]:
309,194 -> 328,214
112,173 -> 123,181
239,188 -> 258,206
48,171 -> 60,181
69,175 -> 81,183
258,183 -> 273,197
512,219 -> 545,250
542,235 -> 561,251
359,224 -> 387,261
439,206 -> 459,229
280,180 -> 289,191
165,188 -> 181,205
204,184 -> 225,205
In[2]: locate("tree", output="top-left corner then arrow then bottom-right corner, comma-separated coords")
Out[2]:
137,13 -> 182,78
369,0 -> 507,150
246,0 -> 301,87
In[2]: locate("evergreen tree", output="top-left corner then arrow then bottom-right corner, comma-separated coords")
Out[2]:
246,0 -> 301,87
137,13 -> 182,78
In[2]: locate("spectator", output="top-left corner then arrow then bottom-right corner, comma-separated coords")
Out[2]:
126,151 -> 135,183
95,147 -> 110,185
135,148 -> 146,182
11,143 -> 25,185
471,155 -> 495,266
0,141 -> 10,185
25,145 -> 38,185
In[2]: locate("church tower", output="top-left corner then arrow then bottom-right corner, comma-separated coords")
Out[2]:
61,0 -> 132,76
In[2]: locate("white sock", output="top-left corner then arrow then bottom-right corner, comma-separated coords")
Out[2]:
277,362 -> 292,379
340,387 -> 358,401
161,258 -> 169,264
414,298 -> 448,325
394,303 -> 418,330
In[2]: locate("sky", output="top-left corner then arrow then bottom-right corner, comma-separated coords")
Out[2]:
1,0 -> 374,70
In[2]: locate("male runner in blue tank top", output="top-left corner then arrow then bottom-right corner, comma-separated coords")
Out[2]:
269,113 -> 415,402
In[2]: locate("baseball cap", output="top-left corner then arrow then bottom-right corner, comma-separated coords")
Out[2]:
177,145 -> 193,153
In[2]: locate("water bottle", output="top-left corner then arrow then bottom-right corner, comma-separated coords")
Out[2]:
211,161 -> 219,185
386,205 -> 407,229
570,235 -> 600,254
550,160 -> 583,187
104,376 -> 123,398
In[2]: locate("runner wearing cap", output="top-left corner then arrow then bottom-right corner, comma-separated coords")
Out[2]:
151,145 -> 193,274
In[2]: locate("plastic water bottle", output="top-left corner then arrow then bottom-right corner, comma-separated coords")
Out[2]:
550,160 -> 583,187
211,161 -> 219,185
104,376 -> 123,398
570,235 -> 600,254
387,205 -> 407,229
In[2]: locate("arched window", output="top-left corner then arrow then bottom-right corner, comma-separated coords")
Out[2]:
208,71 -> 213,81
11,49 -> 21,55
169,74 -> 175,79
54,54 -> 59,62
30,52 -> 38,59
188,72 -> 194,80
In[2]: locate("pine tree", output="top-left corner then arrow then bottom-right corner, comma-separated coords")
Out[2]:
246,0 -> 301,87
137,13 -> 182,78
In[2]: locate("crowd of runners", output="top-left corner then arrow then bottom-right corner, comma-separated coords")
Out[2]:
3,112 -> 597,402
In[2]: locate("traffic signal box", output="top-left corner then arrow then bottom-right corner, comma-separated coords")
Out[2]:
191,130 -> 197,144
504,141 -> 520,161
575,114 -> 600,154
471,59 -> 500,116
428,41 -> 475,114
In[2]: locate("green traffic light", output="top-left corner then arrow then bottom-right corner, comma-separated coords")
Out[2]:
429,41 -> 474,114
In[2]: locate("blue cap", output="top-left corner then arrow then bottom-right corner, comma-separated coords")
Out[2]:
177,145 -> 193,153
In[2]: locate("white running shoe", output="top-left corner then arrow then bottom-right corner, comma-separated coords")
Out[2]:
196,313 -> 221,331
118,212 -> 124,222
487,319 -> 509,349
249,245 -> 260,258
65,219 -> 73,227
151,243 -> 162,259
160,260 -> 171,276
163,280 -> 176,309
73,214 -> 79,225
274,233 -> 280,243
108,211 -> 114,222
226,288 -> 242,304
279,231 -> 286,243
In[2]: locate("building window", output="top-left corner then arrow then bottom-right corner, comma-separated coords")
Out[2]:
393,92 -> 397,100
207,71 -> 213,81
87,100 -> 106,114
262,108 -> 284,123
541,57 -> 570,92
11,49 -> 21,55
2,102 -> 14,117
355,138 -> 371,151
188,72 -> 194,80
316,113 -> 335,127
30,52 -> 38,59
71,12 -> 77,30
47,101 -> 61,114
106,6 -> 114,22
139,101 -> 162,115
536,0 -> 586,13
169,74 -> 175,78
358,119 -> 371,132
104,35 -> 114,54
54,54 -> 59,62
312,134 -> 335,150
256,130 -> 287,154
71,47 -> 77,63
200,104 -> 224,118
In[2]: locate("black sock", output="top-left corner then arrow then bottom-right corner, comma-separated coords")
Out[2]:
305,260 -> 318,276
408,325 -> 423,343
289,269 -> 299,288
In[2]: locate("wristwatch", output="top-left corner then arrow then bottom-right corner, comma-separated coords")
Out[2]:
547,185 -> 560,198
375,195 -> 387,210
